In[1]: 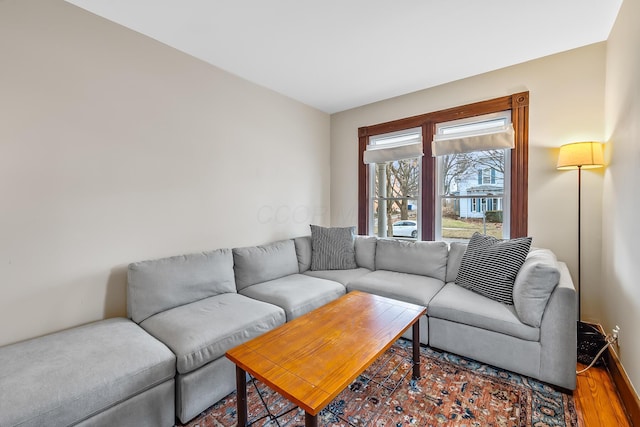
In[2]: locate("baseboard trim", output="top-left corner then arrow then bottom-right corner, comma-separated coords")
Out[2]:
605,345 -> 640,426
594,323 -> 640,426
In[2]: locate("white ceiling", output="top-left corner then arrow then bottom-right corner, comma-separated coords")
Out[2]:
65,0 -> 622,114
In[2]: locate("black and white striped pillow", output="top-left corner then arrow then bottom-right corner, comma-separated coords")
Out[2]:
455,232 -> 532,305
310,225 -> 358,271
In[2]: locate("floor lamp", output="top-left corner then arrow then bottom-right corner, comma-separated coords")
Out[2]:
557,141 -> 605,361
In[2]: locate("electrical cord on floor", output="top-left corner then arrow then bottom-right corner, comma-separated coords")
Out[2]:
576,334 -> 617,374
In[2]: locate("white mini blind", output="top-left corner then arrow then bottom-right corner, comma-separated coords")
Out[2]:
432,114 -> 514,156
363,128 -> 423,164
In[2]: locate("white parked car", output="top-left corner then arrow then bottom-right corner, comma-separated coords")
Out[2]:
392,220 -> 418,238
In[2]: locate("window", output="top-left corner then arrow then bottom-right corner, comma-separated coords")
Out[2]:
364,128 -> 422,239
478,168 -> 497,184
357,92 -> 529,240
434,111 -> 511,240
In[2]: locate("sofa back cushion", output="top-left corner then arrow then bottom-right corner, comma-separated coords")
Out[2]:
375,239 -> 448,281
233,239 -> 299,291
513,248 -> 561,327
355,236 -> 377,270
127,248 -> 236,324
445,242 -> 468,283
293,236 -> 312,273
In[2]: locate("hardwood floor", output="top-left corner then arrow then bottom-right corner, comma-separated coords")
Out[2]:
574,362 -> 632,426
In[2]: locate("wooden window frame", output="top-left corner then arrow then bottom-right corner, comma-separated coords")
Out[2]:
358,92 -> 529,240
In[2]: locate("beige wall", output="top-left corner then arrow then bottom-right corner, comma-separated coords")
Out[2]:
603,0 -> 640,395
331,44 -> 606,321
0,0 -> 330,346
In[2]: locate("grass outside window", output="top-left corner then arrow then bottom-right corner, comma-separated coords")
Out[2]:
441,217 -> 502,239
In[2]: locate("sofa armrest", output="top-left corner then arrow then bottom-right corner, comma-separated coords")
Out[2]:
538,261 -> 577,389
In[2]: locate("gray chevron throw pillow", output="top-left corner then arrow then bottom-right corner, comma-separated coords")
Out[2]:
310,225 -> 357,271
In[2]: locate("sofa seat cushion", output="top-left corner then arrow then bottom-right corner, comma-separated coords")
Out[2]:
347,270 -> 444,307
304,267 -> 372,286
429,283 -> 540,342
239,274 -> 346,321
140,293 -> 286,374
0,318 -> 175,427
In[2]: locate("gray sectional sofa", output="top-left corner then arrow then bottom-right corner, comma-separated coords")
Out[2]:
126,248 -> 287,422
0,233 -> 577,426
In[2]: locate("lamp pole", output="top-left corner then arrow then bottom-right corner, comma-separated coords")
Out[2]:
577,165 -> 582,321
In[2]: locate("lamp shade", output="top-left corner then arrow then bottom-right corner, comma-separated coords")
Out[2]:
557,141 -> 604,170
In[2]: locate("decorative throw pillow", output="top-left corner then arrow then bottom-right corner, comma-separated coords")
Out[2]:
455,232 -> 532,305
310,225 -> 357,271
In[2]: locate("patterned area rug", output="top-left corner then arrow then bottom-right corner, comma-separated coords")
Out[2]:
182,339 -> 578,427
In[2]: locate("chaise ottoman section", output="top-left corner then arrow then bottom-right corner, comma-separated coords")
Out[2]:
0,318 -> 175,427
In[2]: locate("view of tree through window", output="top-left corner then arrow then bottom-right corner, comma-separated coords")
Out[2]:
372,158 -> 420,238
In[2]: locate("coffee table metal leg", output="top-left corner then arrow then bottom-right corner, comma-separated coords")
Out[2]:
305,411 -> 318,427
236,366 -> 248,427
412,320 -> 421,379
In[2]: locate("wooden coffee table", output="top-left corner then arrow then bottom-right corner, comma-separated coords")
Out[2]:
226,290 -> 427,427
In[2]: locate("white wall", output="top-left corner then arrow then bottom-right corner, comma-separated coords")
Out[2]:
603,0 -> 640,395
0,0 -> 330,346
331,44 -> 606,321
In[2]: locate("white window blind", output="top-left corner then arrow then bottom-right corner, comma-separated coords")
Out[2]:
432,113 -> 514,156
364,128 -> 423,164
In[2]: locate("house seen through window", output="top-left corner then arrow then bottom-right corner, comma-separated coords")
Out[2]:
434,111 -> 512,240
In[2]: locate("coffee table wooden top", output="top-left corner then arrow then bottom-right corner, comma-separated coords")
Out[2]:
226,290 -> 426,415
